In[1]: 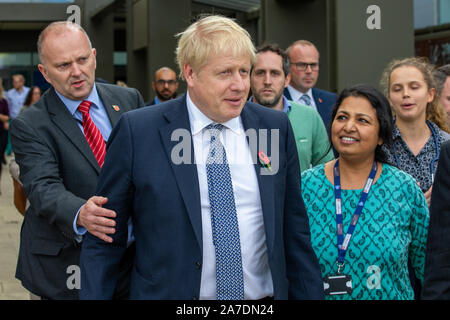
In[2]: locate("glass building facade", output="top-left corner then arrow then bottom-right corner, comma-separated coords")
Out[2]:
415,0 -> 450,65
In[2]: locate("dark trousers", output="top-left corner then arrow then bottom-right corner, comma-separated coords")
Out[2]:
408,259 -> 422,300
0,130 -> 7,160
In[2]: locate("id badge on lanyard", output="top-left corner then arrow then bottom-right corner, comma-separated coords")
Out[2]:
323,159 -> 377,296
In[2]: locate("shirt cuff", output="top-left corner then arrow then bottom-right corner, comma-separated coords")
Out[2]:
73,206 -> 87,236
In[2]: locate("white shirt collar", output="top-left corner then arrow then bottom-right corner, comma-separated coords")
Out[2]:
186,90 -> 243,136
287,85 -> 313,103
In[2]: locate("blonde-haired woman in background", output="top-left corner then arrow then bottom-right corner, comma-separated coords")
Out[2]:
381,57 -> 450,206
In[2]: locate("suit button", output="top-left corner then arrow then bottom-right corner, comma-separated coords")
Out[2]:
192,297 -> 198,300
195,261 -> 201,269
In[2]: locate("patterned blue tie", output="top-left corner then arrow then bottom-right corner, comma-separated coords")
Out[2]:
205,123 -> 244,300
300,94 -> 312,106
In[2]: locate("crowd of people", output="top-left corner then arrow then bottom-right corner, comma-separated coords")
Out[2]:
1,15 -> 450,300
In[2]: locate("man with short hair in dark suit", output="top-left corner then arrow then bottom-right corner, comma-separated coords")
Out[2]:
422,140 -> 450,299
10,21 -> 143,300
145,66 -> 179,106
80,15 -> 324,300
284,40 -> 337,128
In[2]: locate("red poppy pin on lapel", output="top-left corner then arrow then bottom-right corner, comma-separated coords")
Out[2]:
112,105 -> 120,111
319,98 -> 323,103
258,150 -> 272,171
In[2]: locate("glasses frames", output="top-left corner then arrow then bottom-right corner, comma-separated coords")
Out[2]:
291,62 -> 319,71
155,79 -> 178,86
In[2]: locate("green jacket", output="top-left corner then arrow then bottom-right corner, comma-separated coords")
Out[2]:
286,100 -> 334,172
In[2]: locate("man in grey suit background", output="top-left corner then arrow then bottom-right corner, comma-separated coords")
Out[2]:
10,21 -> 143,299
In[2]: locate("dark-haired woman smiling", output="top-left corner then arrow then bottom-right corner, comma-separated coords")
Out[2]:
301,85 -> 429,300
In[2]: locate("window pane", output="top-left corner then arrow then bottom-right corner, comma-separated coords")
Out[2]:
33,53 -> 40,66
439,0 -> 450,24
0,53 -> 32,68
114,52 -> 127,66
0,1 -> 74,3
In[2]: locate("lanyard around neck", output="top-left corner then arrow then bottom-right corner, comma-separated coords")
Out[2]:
334,159 -> 378,272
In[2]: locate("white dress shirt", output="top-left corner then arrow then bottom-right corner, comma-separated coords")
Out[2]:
286,85 -> 318,112
186,91 -> 274,300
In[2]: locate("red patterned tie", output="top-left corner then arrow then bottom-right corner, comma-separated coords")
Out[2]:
78,100 -> 106,167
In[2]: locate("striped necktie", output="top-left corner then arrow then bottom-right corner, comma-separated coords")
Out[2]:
206,123 -> 244,300
77,100 -> 106,167
300,94 -> 312,106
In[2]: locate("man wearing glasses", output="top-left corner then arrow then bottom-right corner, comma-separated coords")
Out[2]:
284,40 -> 337,127
146,66 -> 179,106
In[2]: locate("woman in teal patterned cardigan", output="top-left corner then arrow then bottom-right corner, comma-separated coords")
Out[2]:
301,85 -> 429,300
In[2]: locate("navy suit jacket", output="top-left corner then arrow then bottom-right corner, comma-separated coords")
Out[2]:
284,87 -> 337,128
80,94 -> 324,300
143,98 -> 157,106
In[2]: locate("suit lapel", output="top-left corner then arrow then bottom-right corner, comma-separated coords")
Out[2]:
241,105 -> 275,255
312,88 -> 326,118
283,87 -> 292,101
46,88 -> 100,173
159,96 -> 203,249
96,83 -> 125,127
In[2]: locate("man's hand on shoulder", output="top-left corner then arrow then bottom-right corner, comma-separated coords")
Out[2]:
77,196 -> 116,243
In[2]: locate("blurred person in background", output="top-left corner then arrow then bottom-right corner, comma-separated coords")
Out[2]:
0,78 -> 10,193
116,80 -> 128,88
19,86 -> 42,116
7,74 -> 29,120
5,74 -> 30,156
433,64 -> 450,128
145,66 -> 179,106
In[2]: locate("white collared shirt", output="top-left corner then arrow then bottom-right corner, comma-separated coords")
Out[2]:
186,91 -> 274,300
286,85 -> 318,111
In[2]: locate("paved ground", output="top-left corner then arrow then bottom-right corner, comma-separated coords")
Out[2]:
0,155 -> 29,300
